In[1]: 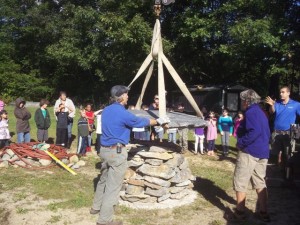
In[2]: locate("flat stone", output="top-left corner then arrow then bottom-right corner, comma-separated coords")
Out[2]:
170,168 -> 192,184
144,181 -> 162,190
140,196 -> 158,203
1,154 -> 10,161
148,146 -> 169,153
0,161 -> 9,168
124,168 -> 136,180
135,173 -> 145,180
69,155 -> 79,163
145,159 -> 163,166
144,176 -> 171,187
128,160 -> 144,168
126,184 -> 144,195
128,179 -> 144,187
179,158 -> 189,170
39,159 -> 52,166
5,149 -> 15,157
157,193 -> 171,202
61,158 -> 69,164
137,151 -> 173,160
169,186 -> 186,194
170,189 -> 190,200
145,187 -> 168,197
138,164 -> 176,180
10,155 -> 19,161
121,194 -> 148,202
76,160 -> 86,166
176,180 -> 192,187
165,153 -> 184,169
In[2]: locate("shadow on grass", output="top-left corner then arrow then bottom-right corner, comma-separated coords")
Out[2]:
193,176 -> 236,211
93,162 -> 103,192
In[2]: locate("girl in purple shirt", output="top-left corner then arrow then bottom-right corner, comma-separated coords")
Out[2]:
194,127 -> 205,155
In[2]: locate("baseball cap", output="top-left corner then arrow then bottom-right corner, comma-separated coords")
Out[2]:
110,85 -> 130,98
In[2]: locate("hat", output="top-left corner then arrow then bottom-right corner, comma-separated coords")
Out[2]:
240,89 -> 261,103
110,85 -> 130,98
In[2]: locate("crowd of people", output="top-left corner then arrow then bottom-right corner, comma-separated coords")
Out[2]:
1,85 -> 300,225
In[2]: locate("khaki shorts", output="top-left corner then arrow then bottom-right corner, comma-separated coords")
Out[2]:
233,151 -> 268,192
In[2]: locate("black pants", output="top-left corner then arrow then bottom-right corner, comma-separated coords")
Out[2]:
0,139 -> 9,149
56,128 -> 68,146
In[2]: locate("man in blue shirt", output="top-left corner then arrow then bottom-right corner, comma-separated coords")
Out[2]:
90,85 -> 168,225
265,86 -> 300,172
233,89 -> 271,222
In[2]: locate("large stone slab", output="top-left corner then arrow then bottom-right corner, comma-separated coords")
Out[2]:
170,168 -> 192,184
120,194 -> 149,203
124,168 -> 136,180
145,187 -> 168,197
157,193 -> 171,202
144,176 -> 171,187
169,186 -> 186,194
137,164 -> 176,180
130,110 -> 207,128
137,151 -> 173,160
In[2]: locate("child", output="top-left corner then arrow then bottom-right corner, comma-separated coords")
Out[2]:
206,111 -> 217,156
94,104 -> 105,154
233,111 -> 244,138
85,103 -> 94,152
34,99 -> 51,142
218,109 -> 233,156
77,110 -> 89,156
55,103 -> 72,146
14,98 -> 31,143
194,127 -> 205,155
0,110 -> 11,148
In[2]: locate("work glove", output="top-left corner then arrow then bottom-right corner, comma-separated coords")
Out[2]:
156,116 -> 170,125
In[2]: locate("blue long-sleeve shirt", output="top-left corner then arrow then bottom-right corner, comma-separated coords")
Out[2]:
218,116 -> 233,133
101,102 -> 150,146
237,104 -> 270,159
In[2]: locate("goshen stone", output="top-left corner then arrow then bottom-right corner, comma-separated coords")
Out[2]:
169,186 -> 186,194
148,146 -> 169,153
144,176 -> 171,187
170,189 -> 190,200
170,168 -> 192,184
137,151 -> 173,160
145,187 -> 168,197
157,193 -> 171,202
128,179 -> 144,187
137,164 -> 176,180
124,168 -> 136,180
165,153 -> 184,169
125,184 -> 144,195
144,181 -> 162,190
145,158 -> 163,166
175,180 -> 191,187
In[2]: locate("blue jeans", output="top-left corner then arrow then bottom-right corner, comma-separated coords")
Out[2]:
67,121 -> 73,140
207,140 -> 215,151
168,132 -> 177,144
17,132 -> 30,143
77,136 -> 88,154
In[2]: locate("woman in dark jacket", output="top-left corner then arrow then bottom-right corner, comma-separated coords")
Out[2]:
34,99 -> 51,142
14,98 -> 31,143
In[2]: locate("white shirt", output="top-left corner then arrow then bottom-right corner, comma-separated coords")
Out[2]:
0,120 -> 11,140
96,114 -> 102,134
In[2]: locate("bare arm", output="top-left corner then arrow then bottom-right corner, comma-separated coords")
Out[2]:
265,96 -> 275,114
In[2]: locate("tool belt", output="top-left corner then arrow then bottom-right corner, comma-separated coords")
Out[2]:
101,144 -> 125,149
274,130 -> 290,135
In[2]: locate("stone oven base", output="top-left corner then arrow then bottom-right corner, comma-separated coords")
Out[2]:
119,189 -> 198,209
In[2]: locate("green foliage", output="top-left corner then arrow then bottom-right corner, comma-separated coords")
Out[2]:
0,0 -> 299,101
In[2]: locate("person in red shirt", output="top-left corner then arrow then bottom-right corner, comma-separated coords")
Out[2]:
85,103 -> 95,152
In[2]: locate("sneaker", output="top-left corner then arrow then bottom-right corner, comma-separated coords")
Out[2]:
258,211 -> 271,222
90,208 -> 100,214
